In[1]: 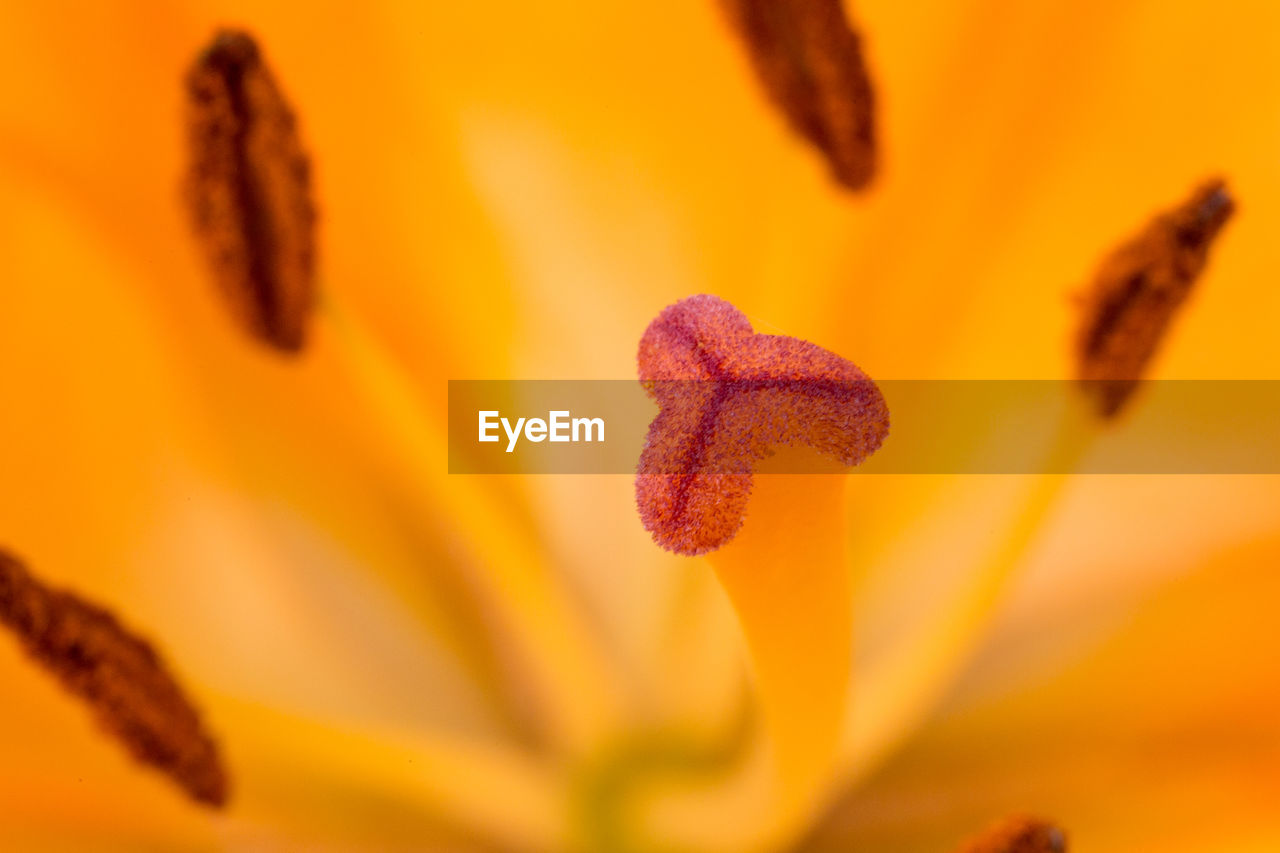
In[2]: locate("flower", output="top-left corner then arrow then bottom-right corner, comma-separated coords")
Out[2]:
1,0 -> 1279,850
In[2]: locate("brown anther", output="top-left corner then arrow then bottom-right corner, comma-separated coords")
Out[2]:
1076,178 -> 1234,418
720,0 -> 877,190
184,29 -> 316,353
0,550 -> 228,807
951,816 -> 1067,853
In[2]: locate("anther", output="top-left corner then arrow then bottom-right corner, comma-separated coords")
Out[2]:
720,0 -> 878,190
0,550 -> 228,806
1076,179 -> 1234,418
184,29 -> 317,353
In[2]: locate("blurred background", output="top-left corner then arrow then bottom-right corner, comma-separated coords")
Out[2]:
1,0 -> 1279,850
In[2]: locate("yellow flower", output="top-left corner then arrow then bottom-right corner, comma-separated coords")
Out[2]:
1,0 -> 1279,851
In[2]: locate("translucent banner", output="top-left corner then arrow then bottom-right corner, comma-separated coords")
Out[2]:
447,380 -> 1280,474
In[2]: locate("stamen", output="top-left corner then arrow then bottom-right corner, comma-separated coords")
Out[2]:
952,816 -> 1068,853
635,295 -> 889,555
184,29 -> 317,353
720,0 -> 877,190
0,550 -> 227,807
1076,179 -> 1234,417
